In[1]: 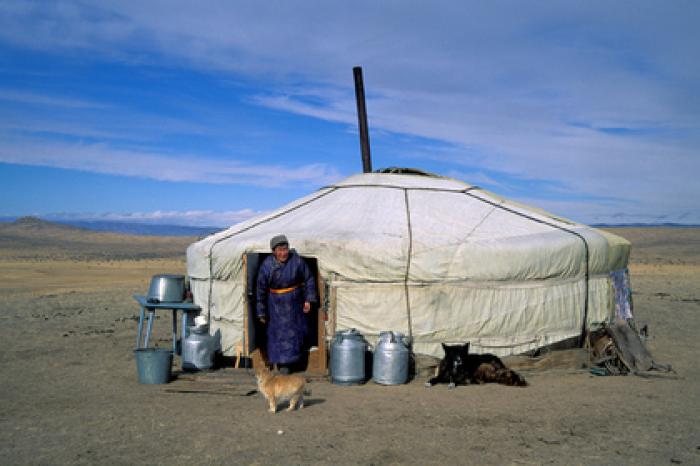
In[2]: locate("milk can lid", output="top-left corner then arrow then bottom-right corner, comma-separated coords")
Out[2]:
336,328 -> 364,340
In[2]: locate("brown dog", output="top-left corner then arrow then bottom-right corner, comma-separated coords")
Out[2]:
473,362 -> 528,387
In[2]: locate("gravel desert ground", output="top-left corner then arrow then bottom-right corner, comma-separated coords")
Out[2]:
1,219 -> 699,465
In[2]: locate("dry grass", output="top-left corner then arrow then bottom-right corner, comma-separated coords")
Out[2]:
0,259 -> 186,296
604,227 -> 700,265
0,217 -> 193,261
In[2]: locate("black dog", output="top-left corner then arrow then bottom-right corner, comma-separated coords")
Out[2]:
425,343 -> 527,388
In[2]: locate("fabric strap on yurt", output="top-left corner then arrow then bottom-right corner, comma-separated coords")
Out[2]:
403,189 -> 414,340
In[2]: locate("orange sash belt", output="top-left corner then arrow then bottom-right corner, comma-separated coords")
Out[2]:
269,284 -> 300,294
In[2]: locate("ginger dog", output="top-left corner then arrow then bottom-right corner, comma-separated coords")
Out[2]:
252,349 -> 308,413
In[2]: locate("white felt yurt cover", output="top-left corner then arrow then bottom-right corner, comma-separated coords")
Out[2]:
186,172 -> 630,358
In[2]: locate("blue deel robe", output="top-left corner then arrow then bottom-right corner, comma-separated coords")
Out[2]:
256,252 -> 317,364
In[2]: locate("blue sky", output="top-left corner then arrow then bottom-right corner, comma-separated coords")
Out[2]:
1,1 -> 699,226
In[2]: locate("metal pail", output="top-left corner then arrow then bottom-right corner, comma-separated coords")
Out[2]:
146,274 -> 185,303
135,348 -> 173,384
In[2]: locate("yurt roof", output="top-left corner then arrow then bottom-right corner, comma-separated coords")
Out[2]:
187,171 -> 630,282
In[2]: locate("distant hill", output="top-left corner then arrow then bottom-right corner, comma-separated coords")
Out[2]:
53,220 -> 222,237
0,216 -> 222,237
6,216 -> 91,233
0,217 -> 196,260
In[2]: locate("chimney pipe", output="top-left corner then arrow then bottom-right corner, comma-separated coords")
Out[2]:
353,66 -> 372,173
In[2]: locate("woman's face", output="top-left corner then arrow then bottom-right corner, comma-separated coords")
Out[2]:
273,244 -> 289,262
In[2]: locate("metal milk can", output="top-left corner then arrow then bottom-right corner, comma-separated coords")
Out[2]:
330,329 -> 368,385
372,331 -> 410,385
181,324 -> 216,371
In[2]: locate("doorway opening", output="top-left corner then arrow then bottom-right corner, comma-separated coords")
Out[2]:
244,252 -> 327,373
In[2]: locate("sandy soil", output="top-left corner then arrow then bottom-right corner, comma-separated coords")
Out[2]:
1,223 -> 699,465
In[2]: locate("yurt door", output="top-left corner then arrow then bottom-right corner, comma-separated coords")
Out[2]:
244,252 -> 326,373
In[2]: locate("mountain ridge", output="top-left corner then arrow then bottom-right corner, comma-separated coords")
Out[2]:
0,216 -> 221,237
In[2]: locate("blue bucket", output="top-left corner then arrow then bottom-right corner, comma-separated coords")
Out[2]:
135,348 -> 173,384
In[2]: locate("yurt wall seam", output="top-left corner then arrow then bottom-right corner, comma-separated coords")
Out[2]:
463,191 -> 591,346
403,189 -> 414,339
205,187 -> 339,314
463,204 -> 497,241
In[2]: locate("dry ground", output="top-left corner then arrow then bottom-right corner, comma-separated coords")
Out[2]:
0,220 -> 699,465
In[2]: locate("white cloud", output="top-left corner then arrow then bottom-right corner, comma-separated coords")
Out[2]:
0,137 -> 341,187
42,209 -> 260,227
251,92 -> 356,127
0,89 -> 106,108
514,196 -> 700,226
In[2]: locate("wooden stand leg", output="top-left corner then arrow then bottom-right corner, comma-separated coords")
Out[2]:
234,341 -> 243,368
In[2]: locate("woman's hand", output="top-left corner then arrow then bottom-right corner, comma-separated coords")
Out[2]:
303,301 -> 311,313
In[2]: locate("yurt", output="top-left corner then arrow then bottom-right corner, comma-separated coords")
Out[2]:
186,170 -> 630,370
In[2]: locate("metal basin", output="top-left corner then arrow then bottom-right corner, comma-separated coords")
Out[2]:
147,274 -> 185,303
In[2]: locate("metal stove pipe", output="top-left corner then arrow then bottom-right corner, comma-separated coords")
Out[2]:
353,66 -> 372,173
